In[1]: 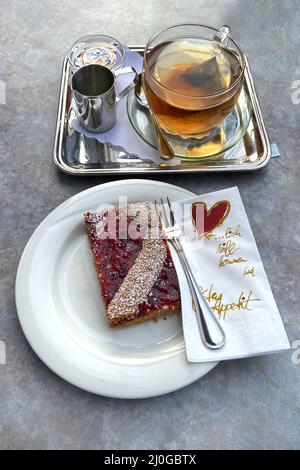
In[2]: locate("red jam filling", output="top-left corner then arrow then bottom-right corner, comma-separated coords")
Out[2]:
86,209 -> 181,314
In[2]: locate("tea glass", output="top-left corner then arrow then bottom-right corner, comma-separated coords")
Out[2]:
142,24 -> 246,141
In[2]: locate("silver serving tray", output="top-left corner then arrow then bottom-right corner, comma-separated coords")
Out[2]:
53,46 -> 278,174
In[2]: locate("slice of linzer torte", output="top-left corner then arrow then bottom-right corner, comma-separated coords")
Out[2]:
84,201 -> 181,327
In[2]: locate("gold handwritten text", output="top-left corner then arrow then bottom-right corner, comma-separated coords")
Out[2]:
205,224 -> 241,240
243,266 -> 256,277
219,255 -> 248,268
217,239 -> 237,257
200,284 -> 261,319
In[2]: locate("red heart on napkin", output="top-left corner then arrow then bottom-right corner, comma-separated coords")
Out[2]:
191,200 -> 231,236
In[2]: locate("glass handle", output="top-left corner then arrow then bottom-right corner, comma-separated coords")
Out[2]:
114,66 -> 139,103
214,25 -> 231,46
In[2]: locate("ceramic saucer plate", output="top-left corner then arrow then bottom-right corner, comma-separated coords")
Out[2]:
15,179 -> 218,398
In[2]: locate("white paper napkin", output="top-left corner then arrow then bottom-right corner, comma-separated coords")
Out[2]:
171,186 -> 290,362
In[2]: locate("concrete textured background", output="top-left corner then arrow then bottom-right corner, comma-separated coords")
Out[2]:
1,0 -> 300,450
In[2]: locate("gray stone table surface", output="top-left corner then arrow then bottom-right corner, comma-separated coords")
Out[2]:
1,0 -> 300,450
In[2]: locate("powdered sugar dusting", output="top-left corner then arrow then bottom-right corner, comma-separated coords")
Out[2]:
85,202 -> 171,324
107,238 -> 167,322
101,201 -> 166,322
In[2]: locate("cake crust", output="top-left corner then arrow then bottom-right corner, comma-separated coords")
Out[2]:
84,202 -> 181,327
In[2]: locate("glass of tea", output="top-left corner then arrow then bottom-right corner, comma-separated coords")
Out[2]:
143,24 -> 245,141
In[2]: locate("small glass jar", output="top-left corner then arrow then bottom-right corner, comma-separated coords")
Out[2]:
68,34 -> 126,73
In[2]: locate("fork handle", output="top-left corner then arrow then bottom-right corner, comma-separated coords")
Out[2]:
170,238 -> 226,350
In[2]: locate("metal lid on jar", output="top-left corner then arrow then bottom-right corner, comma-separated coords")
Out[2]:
69,34 -> 125,72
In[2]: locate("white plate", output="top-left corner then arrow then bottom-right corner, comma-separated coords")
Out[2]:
15,179 -> 218,398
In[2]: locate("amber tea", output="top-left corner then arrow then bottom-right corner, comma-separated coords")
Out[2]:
143,38 -> 244,137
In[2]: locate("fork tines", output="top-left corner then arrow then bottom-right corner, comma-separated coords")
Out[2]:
154,197 -> 175,229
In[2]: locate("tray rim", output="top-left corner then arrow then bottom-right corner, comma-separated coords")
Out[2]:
53,46 -> 272,174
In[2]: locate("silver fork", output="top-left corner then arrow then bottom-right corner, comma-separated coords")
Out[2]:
155,197 -> 226,350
